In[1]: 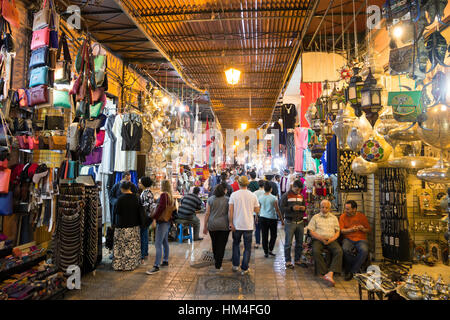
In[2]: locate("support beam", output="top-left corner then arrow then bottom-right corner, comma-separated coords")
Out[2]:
170,47 -> 292,59
136,6 -> 308,17
125,58 -> 168,63
114,49 -> 160,53
82,9 -> 123,15
307,0 -> 334,49
100,38 -> 149,43
138,15 -> 306,24
90,26 -> 138,32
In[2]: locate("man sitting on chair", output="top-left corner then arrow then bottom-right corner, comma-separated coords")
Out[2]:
339,200 -> 370,281
176,187 -> 204,241
307,200 -> 343,287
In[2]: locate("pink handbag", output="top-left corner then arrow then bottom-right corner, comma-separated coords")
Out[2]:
0,168 -> 11,193
31,27 -> 50,51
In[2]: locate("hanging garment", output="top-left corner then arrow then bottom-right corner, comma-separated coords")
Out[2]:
121,113 -> 142,151
303,149 -> 315,172
300,82 -> 322,127
98,114 -> 116,174
282,104 -> 297,129
294,127 -> 308,172
112,114 -> 137,172
96,172 -> 110,224
269,121 -> 285,146
326,135 -> 338,174
286,132 -> 295,168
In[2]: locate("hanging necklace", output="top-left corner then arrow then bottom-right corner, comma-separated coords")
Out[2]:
285,104 -> 293,113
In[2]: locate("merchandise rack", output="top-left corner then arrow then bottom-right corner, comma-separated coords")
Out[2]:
0,254 -> 47,282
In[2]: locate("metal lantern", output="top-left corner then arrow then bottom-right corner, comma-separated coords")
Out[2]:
346,67 -> 364,117
360,69 -> 382,127
329,88 -> 344,121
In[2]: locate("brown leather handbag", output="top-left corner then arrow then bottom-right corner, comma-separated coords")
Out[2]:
49,135 -> 66,150
157,194 -> 176,223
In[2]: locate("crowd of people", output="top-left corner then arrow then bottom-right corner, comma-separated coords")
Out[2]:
108,168 -> 371,287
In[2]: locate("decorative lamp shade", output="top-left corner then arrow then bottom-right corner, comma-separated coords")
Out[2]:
360,69 -> 383,127
361,137 -> 386,162
346,67 -> 364,117
225,68 -> 241,85
351,156 -> 378,175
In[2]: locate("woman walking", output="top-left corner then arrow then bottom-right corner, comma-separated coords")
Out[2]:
258,182 -> 284,258
112,181 -> 144,271
203,184 -> 230,271
138,176 -> 155,264
146,180 -> 175,275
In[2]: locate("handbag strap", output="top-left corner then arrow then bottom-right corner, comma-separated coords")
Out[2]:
57,32 -> 71,62
0,109 -> 12,149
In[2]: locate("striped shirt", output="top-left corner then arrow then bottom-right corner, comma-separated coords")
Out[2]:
177,193 -> 203,218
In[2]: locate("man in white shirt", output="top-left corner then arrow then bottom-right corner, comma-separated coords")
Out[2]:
307,200 -> 343,287
229,176 -> 260,275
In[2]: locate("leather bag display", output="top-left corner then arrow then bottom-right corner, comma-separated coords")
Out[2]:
31,27 -> 50,51
1,0 -> 20,29
17,88 -> 28,107
28,85 -> 48,106
387,91 -> 424,123
29,46 -> 49,69
44,115 -> 64,130
32,0 -> 50,31
0,191 -> 13,215
53,89 -> 70,109
54,32 -> 71,84
29,66 -> 48,88
0,167 -> 11,193
49,135 -> 66,150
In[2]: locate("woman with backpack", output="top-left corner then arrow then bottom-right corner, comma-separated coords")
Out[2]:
146,180 -> 175,275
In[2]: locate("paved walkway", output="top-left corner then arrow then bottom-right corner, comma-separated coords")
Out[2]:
66,213 -> 362,300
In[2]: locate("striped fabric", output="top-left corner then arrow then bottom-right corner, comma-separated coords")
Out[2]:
177,193 -> 203,218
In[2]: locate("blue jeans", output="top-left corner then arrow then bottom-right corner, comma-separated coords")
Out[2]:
284,220 -> 304,263
232,230 -> 253,271
154,222 -> 170,267
342,238 -> 369,273
140,226 -> 149,259
254,215 -> 261,245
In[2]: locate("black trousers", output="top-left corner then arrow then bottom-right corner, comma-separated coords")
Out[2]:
209,230 -> 230,269
259,217 -> 278,254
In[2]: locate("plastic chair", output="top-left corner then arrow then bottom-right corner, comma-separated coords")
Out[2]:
177,223 -> 193,244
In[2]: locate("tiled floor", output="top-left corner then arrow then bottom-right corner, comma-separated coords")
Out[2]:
66,213 -> 363,300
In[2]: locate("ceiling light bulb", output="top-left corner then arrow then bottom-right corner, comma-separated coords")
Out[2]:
225,68 -> 241,85
162,97 -> 169,105
392,25 -> 403,39
241,123 -> 247,131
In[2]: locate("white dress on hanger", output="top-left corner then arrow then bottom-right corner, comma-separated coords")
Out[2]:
112,114 -> 137,172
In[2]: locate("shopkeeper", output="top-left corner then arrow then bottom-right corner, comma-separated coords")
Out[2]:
110,171 -> 138,225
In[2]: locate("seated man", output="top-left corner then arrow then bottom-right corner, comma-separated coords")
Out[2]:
307,200 -> 342,287
339,200 -> 370,280
176,187 -> 204,241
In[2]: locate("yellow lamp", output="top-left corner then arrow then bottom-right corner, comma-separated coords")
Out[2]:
240,123 -> 247,131
225,68 -> 241,85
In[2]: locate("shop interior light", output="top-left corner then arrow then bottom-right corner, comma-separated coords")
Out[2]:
392,25 -> 403,39
162,96 -> 169,105
225,68 -> 241,85
240,123 -> 248,131
235,140 -> 240,146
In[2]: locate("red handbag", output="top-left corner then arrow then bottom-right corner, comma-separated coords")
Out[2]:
0,168 -> 11,193
17,136 -> 28,149
92,87 -> 104,102
2,0 -> 20,28
28,85 -> 48,106
27,136 -> 39,150
0,159 -> 7,169
17,89 -> 28,107
95,130 -> 105,147
69,76 -> 82,95
31,27 -> 50,51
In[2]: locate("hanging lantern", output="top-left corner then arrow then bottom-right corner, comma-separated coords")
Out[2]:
346,67 -> 364,117
225,68 -> 241,85
360,69 -> 383,127
332,107 -> 355,149
329,88 -> 345,121
309,133 -> 326,160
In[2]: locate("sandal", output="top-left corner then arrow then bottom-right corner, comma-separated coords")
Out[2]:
322,275 -> 335,287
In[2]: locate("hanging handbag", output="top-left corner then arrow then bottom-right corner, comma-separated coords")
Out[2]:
76,100 -> 88,118
32,0 -> 50,31
1,0 -> 19,29
79,126 -> 95,156
44,115 -> 64,130
388,91 -> 424,123
29,66 -> 48,87
28,85 -> 48,106
0,18 -> 14,53
75,39 -> 87,74
0,168 -> 11,193
389,44 -> 415,76
16,135 -> 28,149
17,88 -> 28,107
67,122 -> 80,151
92,87 -> 104,102
28,136 -> 39,150
29,46 -> 49,69
55,32 -> 71,84
48,135 -> 66,150
38,135 -> 49,149
158,194 -> 175,222
0,158 -> 7,169
30,27 -> 50,51
89,101 -> 103,118
53,89 -> 70,109
69,75 -> 82,95
95,129 -> 105,147
83,147 -> 102,165
93,54 -> 106,87
0,191 -> 12,215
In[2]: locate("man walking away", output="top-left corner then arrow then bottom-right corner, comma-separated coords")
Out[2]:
229,176 -> 260,275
